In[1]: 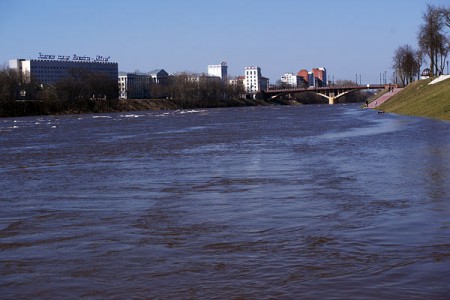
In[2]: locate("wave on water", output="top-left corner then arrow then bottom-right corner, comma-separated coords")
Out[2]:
92,116 -> 112,119
120,114 -> 145,118
177,109 -> 208,115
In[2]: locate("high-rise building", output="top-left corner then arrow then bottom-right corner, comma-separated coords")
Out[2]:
207,62 -> 228,82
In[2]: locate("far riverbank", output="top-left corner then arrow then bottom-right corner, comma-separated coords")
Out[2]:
1,97 -> 292,118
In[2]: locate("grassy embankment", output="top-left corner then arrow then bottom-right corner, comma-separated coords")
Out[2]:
377,77 -> 450,121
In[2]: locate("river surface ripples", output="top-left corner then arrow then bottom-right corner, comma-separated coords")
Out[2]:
1,104 -> 449,298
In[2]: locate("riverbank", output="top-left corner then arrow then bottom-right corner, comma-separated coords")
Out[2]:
0,97 -> 279,118
374,76 -> 450,121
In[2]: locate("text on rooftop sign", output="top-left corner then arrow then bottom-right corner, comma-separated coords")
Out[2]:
38,53 -> 110,62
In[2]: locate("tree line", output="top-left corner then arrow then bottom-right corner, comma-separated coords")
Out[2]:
0,67 -> 120,116
393,4 -> 449,86
0,67 -> 249,116
163,73 -> 246,108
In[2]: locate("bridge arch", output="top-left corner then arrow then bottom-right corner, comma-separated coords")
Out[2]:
268,88 -> 358,104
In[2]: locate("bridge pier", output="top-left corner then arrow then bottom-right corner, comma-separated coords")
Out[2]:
329,97 -> 335,105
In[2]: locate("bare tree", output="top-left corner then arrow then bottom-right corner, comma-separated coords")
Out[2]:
392,44 -> 420,86
418,4 -> 449,76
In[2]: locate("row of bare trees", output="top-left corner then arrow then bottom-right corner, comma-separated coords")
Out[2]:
418,4 -> 449,76
124,72 -> 246,107
1,67 -> 248,116
392,45 -> 422,86
166,73 -> 245,107
0,67 -> 119,116
393,4 -> 449,86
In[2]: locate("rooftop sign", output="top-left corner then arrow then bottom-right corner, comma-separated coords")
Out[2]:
38,52 -> 111,62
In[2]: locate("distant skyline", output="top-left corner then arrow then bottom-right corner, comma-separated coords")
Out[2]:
1,0 -> 448,83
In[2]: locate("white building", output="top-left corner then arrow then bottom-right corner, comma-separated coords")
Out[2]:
207,62 -> 228,82
244,66 -> 269,93
118,72 -> 153,99
281,73 -> 301,87
9,54 -> 118,84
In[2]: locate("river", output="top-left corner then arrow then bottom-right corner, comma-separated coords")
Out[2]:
1,104 -> 449,298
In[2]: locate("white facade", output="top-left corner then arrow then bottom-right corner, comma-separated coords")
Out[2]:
281,73 -> 300,87
9,57 -> 118,84
244,66 -> 261,93
207,62 -> 228,82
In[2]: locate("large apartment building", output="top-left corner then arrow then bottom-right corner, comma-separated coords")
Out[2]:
9,54 -> 118,84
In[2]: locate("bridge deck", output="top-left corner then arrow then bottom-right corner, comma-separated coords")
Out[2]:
264,85 -> 388,94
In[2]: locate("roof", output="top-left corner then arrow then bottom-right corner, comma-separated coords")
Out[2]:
148,69 -> 168,76
119,71 -> 150,77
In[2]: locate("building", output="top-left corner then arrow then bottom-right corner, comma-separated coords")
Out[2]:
297,69 -> 314,87
281,73 -> 301,88
148,69 -> 169,85
260,76 -> 269,92
118,69 -> 171,99
421,68 -> 431,80
207,62 -> 228,82
9,54 -> 118,84
312,67 -> 327,87
297,67 -> 327,87
297,69 -> 309,85
118,72 -> 153,99
228,75 -> 245,86
244,66 -> 269,93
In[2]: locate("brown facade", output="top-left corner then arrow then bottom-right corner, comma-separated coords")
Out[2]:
297,69 -> 309,84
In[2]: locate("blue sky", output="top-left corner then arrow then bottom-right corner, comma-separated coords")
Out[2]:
0,0 -> 448,83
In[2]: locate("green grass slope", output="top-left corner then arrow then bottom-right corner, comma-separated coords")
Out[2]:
379,77 -> 450,121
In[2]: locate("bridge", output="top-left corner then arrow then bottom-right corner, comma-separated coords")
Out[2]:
263,84 -> 390,104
